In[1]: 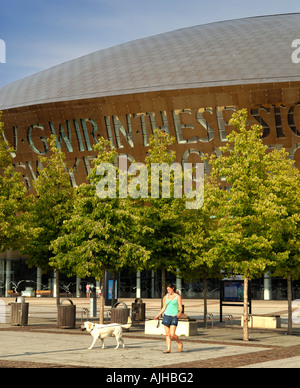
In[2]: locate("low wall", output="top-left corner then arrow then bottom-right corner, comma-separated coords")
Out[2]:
241,315 -> 281,329
145,319 -> 197,336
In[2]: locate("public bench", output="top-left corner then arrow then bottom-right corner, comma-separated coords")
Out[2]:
7,290 -> 19,297
36,290 -> 52,297
36,291 -> 69,297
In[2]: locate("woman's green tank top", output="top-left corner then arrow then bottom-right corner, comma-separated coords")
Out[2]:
165,295 -> 179,316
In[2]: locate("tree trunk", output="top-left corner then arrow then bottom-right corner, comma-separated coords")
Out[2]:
287,271 -> 293,335
243,277 -> 249,341
161,268 -> 166,307
99,273 -> 105,324
55,268 -> 60,306
203,276 -> 207,327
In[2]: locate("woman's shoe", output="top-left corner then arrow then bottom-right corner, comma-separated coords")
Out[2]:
178,342 -> 183,352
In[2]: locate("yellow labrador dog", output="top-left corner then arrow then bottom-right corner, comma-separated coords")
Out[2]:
82,317 -> 132,350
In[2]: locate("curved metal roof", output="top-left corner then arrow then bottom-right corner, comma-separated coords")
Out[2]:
1,13 -> 300,110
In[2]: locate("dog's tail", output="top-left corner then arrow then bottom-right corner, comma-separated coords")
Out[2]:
121,316 -> 132,329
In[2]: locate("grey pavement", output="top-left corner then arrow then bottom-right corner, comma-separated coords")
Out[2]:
0,330 -> 269,368
0,297 -> 299,368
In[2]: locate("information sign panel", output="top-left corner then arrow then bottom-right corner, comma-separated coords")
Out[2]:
223,280 -> 244,302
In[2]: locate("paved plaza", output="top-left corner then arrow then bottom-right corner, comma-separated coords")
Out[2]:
0,297 -> 299,369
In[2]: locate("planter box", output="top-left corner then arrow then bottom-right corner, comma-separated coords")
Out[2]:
145,319 -> 197,336
241,315 -> 281,329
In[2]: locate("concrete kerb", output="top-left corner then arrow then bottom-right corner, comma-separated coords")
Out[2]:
0,298 -> 300,368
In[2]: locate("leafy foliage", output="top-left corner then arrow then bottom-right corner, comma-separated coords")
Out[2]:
140,130 -> 185,276
50,137 -> 150,280
206,109 -> 282,280
23,135 -> 73,271
0,112 -> 34,252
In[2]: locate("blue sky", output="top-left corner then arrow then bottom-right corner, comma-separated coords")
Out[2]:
0,0 -> 300,87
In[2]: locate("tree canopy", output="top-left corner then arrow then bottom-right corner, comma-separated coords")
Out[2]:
51,137 -> 150,322
23,135 -> 73,272
0,112 -> 34,253
204,108 -> 300,339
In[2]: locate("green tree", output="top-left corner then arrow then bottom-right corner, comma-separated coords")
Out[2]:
0,112 -> 33,254
141,129 -> 185,300
23,135 -> 73,305
176,192 -> 223,325
206,109 -> 282,341
51,138 -> 150,323
265,148 -> 300,334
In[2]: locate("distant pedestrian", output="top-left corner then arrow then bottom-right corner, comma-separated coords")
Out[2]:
86,284 -> 90,299
154,283 -> 183,353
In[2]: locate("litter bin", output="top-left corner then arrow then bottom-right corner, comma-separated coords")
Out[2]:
110,302 -> 130,324
57,299 -> 76,329
132,298 -> 145,321
11,300 -> 29,326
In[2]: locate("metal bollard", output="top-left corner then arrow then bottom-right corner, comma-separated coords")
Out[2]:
224,314 -> 233,329
206,313 -> 214,329
81,308 -> 89,322
90,297 -> 97,318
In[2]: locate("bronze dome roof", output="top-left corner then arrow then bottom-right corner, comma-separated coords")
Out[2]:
1,13 -> 300,110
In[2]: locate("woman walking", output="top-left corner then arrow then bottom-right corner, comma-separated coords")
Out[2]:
154,283 -> 183,353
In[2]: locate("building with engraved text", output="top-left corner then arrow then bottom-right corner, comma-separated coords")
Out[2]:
1,13 -> 300,300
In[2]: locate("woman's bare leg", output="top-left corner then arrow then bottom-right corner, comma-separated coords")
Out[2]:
164,325 -> 171,352
170,325 -> 183,351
